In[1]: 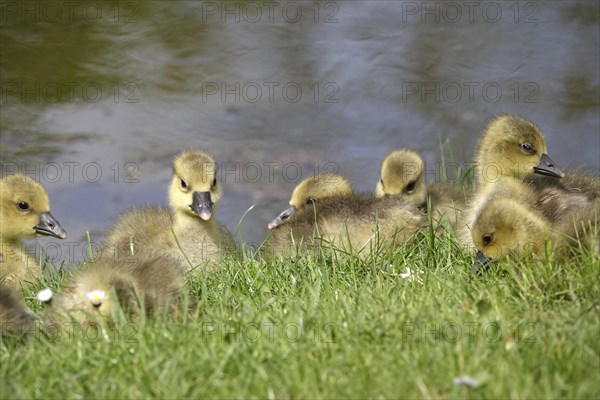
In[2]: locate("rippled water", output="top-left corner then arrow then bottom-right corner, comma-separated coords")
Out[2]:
1,1 -> 599,264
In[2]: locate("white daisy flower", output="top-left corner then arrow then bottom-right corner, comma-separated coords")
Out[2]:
86,290 -> 106,307
36,288 -> 53,304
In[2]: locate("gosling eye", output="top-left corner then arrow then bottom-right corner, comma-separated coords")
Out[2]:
521,143 -> 534,153
212,177 -> 217,189
405,180 -> 416,194
180,178 -> 189,192
482,234 -> 493,246
17,202 -> 30,212
379,179 -> 384,189
305,197 -> 315,205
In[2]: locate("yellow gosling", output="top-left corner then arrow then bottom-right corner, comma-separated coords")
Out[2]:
266,173 -> 426,258
268,173 -> 353,230
51,254 -> 187,326
0,174 -> 67,289
102,149 -> 235,272
475,114 -> 564,190
375,148 -> 467,228
471,195 -> 598,266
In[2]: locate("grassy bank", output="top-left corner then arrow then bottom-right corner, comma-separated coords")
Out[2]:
1,229 -> 599,399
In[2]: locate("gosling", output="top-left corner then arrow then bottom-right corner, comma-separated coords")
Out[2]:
471,194 -> 598,266
375,148 -> 467,229
102,149 -> 234,272
266,173 -> 426,258
0,174 -> 67,289
474,114 -> 564,190
50,254 -> 187,326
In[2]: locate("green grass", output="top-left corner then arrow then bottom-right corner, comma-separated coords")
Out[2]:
1,226 -> 599,399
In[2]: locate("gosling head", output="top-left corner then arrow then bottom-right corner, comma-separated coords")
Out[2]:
168,149 -> 221,221
471,197 -> 548,266
375,149 -> 426,205
0,174 -> 67,241
268,173 -> 352,229
476,115 -> 564,188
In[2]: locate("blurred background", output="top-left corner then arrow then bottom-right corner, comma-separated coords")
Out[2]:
1,1 -> 598,265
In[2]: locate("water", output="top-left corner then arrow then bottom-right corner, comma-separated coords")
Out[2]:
1,1 -> 598,265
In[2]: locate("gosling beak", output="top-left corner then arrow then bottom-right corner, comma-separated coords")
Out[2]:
268,205 -> 296,229
34,212 -> 67,239
534,154 -> 565,178
190,191 -> 213,221
472,250 -> 492,275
